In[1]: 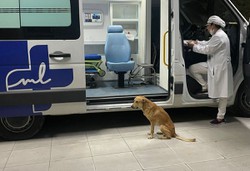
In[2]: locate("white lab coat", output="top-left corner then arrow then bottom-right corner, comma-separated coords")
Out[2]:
193,29 -> 233,98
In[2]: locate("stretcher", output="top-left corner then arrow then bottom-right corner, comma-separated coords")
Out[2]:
85,54 -> 105,88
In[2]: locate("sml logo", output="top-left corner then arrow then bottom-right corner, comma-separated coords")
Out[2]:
0,41 -> 73,117
7,62 -> 52,89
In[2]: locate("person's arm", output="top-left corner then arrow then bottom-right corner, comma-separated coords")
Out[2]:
196,40 -> 208,45
193,35 -> 222,55
187,40 -> 207,48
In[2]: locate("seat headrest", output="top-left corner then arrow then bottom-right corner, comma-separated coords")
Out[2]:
108,25 -> 123,33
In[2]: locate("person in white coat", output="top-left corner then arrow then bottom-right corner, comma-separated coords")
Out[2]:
187,15 -> 233,124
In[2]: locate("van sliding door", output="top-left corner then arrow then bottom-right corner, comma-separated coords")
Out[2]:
0,0 -> 86,117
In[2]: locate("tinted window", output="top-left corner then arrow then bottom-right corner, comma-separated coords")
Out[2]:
0,0 -> 80,39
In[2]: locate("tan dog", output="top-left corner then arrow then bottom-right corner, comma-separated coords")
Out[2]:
131,96 -> 196,142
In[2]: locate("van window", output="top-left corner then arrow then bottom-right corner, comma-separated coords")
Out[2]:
0,0 -> 80,40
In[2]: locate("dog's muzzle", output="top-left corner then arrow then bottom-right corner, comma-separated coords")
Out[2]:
131,104 -> 137,109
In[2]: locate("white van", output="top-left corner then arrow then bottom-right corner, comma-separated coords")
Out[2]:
0,0 -> 249,140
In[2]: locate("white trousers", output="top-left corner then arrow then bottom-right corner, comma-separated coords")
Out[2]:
189,63 -> 228,119
217,98 -> 228,120
188,62 -> 208,87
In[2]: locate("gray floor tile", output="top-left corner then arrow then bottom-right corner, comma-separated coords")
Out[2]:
86,128 -> 121,141
187,159 -> 239,171
171,143 -> 224,163
93,152 -> 141,171
173,120 -> 212,131
236,117 -> 250,129
124,134 -> 168,151
0,142 -> 15,153
49,157 -> 95,171
4,163 -> 49,171
144,164 -> 191,171
117,125 -> 149,137
13,138 -> 51,151
2,110 -> 250,171
134,148 -> 182,169
188,127 -> 235,142
6,147 -> 50,167
228,155 -> 250,170
0,151 -> 11,169
51,142 -> 91,161
89,138 -> 130,156
207,138 -> 250,158
217,122 -> 250,139
52,132 -> 87,146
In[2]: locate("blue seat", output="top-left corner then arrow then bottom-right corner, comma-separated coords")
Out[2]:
104,25 -> 135,88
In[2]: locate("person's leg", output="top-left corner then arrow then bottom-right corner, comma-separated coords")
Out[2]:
210,98 -> 227,124
188,62 -> 208,91
217,98 -> 228,120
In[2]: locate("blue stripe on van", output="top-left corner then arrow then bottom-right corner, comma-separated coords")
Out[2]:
0,41 -> 75,117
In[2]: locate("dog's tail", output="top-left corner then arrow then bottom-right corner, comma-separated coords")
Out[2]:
175,134 -> 196,142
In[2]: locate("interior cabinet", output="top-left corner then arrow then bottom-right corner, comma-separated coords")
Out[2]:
110,2 -> 139,54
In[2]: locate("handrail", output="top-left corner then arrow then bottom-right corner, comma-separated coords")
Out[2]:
163,31 -> 169,67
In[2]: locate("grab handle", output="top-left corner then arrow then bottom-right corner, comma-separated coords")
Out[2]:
163,31 -> 169,67
49,51 -> 71,58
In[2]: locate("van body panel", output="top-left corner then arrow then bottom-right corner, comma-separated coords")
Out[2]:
0,0 -> 86,118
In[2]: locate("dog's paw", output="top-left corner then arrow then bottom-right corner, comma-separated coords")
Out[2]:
147,135 -> 154,139
158,135 -> 171,140
156,131 -> 163,135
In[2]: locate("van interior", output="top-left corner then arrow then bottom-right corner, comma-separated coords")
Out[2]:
83,0 -> 167,105
83,0 -> 240,105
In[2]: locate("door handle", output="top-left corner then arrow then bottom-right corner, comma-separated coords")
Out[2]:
49,51 -> 71,58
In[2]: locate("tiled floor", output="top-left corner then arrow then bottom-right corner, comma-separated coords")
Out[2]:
1,108 -> 250,171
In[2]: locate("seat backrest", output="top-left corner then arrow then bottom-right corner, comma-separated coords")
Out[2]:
104,25 -> 131,63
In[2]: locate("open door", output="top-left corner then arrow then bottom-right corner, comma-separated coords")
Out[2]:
232,22 -> 250,117
243,24 -> 250,96
159,0 -> 171,92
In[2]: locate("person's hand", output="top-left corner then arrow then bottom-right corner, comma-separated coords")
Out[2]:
187,40 -> 197,48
